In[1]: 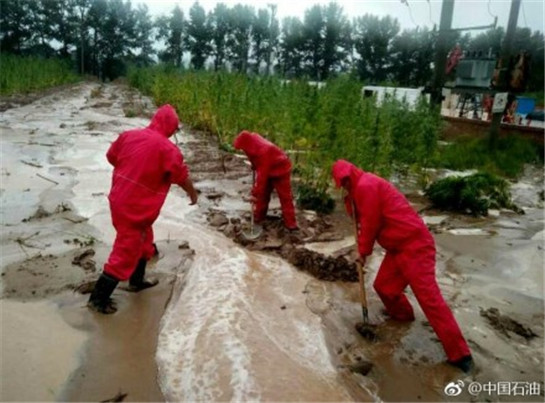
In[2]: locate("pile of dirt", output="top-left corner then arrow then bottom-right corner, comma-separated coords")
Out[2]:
286,247 -> 357,282
205,209 -> 358,282
480,307 -> 538,340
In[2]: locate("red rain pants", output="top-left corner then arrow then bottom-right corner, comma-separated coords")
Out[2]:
373,233 -> 471,362
254,172 -> 297,229
103,205 -> 156,281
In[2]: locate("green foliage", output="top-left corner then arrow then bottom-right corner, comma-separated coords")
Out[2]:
1,1 -> 543,91
128,68 -> 445,212
296,183 -> 335,214
353,14 -> 400,82
187,2 -> 211,70
434,135 -> 543,177
0,54 -> 79,95
425,172 -> 519,216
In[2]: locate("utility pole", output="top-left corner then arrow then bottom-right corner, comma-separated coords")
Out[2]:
431,0 -> 455,106
488,0 -> 521,149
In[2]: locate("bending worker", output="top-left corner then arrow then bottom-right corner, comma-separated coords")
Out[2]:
332,159 -> 473,373
233,131 -> 298,231
88,104 -> 198,314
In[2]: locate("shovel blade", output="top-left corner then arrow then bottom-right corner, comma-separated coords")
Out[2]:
242,224 -> 263,240
355,322 -> 378,341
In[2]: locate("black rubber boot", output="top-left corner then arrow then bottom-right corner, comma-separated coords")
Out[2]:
448,355 -> 475,373
127,258 -> 158,293
87,273 -> 119,314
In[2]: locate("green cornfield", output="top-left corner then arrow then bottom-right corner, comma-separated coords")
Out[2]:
128,66 -> 442,197
0,54 -> 80,95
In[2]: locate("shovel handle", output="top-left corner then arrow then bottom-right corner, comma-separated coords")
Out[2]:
250,170 -> 255,233
352,200 -> 369,324
356,260 -> 369,324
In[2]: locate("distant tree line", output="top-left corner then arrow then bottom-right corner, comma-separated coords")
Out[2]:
1,0 -> 543,90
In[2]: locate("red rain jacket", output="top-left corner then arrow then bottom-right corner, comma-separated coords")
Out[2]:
332,160 -> 428,257
106,104 -> 189,225
233,131 -> 291,199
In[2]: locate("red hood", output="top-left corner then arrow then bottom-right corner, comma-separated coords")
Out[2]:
332,159 -> 364,217
148,104 -> 179,137
332,159 -> 363,190
233,131 -> 264,157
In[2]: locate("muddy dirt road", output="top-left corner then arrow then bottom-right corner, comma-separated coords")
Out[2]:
1,82 -> 543,402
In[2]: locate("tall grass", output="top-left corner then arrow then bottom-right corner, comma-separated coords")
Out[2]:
127,67 -> 543,214
128,67 -> 442,182
0,54 -> 79,95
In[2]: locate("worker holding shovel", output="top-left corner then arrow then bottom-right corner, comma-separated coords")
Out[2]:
87,104 -> 198,314
233,131 -> 298,232
332,159 -> 474,373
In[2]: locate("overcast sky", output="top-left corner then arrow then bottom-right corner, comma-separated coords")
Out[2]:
140,0 -> 544,34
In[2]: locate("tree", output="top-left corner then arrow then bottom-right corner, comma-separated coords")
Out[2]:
352,14 -> 400,83
251,8 -> 270,74
85,0 -> 108,76
47,0 -> 80,58
466,27 -> 504,56
0,0 -> 35,54
156,5 -> 185,67
279,16 -> 305,78
226,4 -> 254,73
390,27 -> 435,86
131,3 -> 156,66
208,3 -> 230,71
86,0 -> 137,80
321,2 -> 351,79
28,0 -> 57,56
266,3 -> 280,75
72,0 -> 93,74
187,2 -> 211,70
302,5 -> 324,80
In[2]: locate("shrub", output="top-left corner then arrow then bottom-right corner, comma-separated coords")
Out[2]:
425,172 -> 520,216
296,183 -> 335,214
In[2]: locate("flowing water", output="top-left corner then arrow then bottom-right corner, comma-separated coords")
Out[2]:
1,82 -> 543,402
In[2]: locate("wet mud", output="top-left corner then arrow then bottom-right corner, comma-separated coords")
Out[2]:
481,307 -> 538,340
1,81 -> 543,402
183,100 -> 544,401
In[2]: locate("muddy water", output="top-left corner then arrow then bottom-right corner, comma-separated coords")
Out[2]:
0,83 -> 361,401
152,150 -> 358,400
1,82 -> 543,402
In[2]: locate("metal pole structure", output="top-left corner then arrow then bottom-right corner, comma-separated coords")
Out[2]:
488,0 -> 521,149
431,0 -> 455,106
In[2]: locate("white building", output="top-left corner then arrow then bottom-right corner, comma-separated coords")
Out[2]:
361,85 -> 430,109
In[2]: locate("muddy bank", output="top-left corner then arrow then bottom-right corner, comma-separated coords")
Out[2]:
1,81 -> 543,402
0,81 -> 193,402
192,125 -> 544,401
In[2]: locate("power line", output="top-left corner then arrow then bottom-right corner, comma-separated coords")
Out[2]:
520,0 -> 529,29
426,0 -> 436,27
400,0 -> 418,28
487,0 -> 497,20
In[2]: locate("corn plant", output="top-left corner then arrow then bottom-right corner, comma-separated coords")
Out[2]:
0,55 -> 79,95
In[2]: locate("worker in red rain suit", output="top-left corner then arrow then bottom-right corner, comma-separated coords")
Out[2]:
88,104 -> 198,314
332,159 -> 474,373
233,131 -> 298,230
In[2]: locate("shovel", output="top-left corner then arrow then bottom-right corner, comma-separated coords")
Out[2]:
242,170 -> 263,241
352,200 -> 377,341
